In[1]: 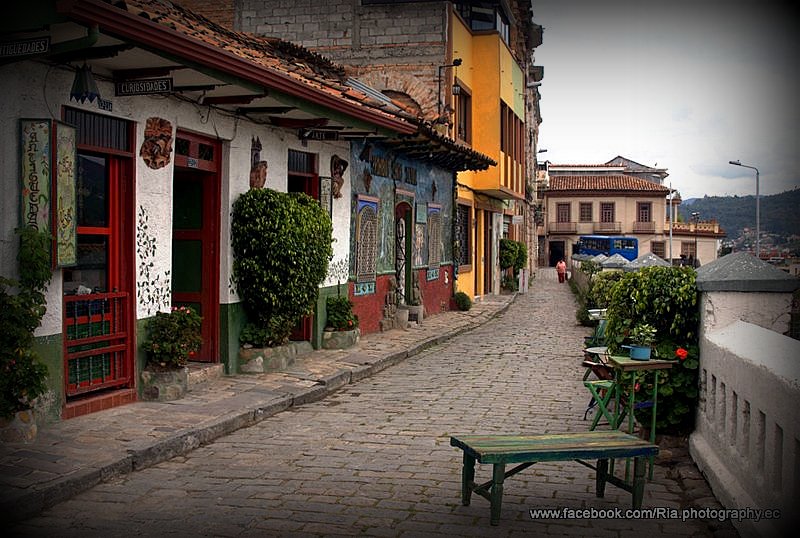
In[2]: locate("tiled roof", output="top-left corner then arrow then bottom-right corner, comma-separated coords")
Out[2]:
549,163 -> 624,168
549,175 -> 671,193
59,0 -> 495,170
104,0 -> 412,123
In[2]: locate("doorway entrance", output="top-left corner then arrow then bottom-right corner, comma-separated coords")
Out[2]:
395,202 -> 413,303
287,149 -> 318,341
172,131 -> 220,362
549,240 -> 565,267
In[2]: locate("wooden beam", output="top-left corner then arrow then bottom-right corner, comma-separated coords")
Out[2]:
113,65 -> 184,79
202,94 -> 263,105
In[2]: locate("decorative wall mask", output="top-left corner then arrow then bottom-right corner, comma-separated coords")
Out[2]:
249,161 -> 268,189
331,154 -> 348,199
140,117 -> 173,170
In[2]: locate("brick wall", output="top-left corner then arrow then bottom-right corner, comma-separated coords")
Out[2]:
237,0 -> 447,118
177,0 -> 235,29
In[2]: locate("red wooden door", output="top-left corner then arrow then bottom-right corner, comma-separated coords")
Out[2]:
172,131 -> 220,362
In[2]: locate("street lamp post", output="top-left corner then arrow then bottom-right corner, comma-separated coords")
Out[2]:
691,211 -> 700,267
728,160 -> 760,258
437,58 -> 462,117
668,181 -> 674,263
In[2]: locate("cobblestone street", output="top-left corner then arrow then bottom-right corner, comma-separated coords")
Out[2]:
9,272 -> 736,537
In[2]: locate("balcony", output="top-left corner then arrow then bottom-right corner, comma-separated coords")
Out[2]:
593,221 -> 621,233
549,221 -> 577,234
633,220 -> 656,233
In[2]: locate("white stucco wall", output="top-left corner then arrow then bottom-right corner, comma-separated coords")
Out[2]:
1,60 -> 352,337
700,290 -> 794,335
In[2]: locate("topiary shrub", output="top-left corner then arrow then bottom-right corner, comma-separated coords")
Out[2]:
499,238 -> 519,272
603,266 -> 700,434
231,189 -> 333,347
453,291 -> 472,311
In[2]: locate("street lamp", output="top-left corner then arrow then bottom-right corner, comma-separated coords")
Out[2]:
691,211 -> 700,267
729,160 -> 760,258
437,58 -> 462,116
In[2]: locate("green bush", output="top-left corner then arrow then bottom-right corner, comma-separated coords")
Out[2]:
326,296 -> 359,331
499,239 -> 527,274
231,189 -> 333,346
453,291 -> 472,311
0,228 -> 50,419
501,274 -> 518,292
142,306 -> 202,368
499,239 -> 518,271
604,266 -> 700,434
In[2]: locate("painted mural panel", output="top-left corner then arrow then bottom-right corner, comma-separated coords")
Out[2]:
55,122 -> 77,266
349,140 -> 454,278
20,119 -> 52,233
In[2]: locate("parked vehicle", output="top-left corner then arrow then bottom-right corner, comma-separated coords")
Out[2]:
577,235 -> 639,261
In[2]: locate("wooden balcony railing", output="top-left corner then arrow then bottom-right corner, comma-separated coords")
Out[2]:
549,221 -> 577,234
633,221 -> 656,233
593,221 -> 621,233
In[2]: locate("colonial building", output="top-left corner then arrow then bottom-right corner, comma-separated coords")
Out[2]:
182,0 -> 546,298
540,159 -> 725,267
1,0 -> 489,421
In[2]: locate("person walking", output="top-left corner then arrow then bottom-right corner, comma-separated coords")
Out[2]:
556,259 -> 567,283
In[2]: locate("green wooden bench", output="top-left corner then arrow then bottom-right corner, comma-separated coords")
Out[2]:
450,430 -> 658,525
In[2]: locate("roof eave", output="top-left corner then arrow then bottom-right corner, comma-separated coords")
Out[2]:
56,0 -> 416,135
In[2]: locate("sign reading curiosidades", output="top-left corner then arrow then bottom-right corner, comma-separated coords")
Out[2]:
114,78 -> 173,97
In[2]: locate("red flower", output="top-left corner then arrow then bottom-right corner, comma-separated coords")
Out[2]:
634,383 -> 641,392
675,348 -> 688,361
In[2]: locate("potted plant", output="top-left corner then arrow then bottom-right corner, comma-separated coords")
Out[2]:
140,306 -> 202,401
626,323 -> 657,360
322,296 -> 359,349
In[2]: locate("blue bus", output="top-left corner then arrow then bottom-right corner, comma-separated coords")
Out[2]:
577,235 -> 638,261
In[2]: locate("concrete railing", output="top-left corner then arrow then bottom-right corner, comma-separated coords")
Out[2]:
691,252 -> 800,537
691,321 -> 799,537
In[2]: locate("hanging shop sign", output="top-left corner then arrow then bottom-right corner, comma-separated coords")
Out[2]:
0,37 -> 50,58
20,119 -> 52,234
115,77 -> 173,96
19,119 -> 78,266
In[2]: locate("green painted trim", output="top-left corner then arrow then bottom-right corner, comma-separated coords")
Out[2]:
31,333 -> 63,424
314,284 -> 347,349
219,302 -> 247,375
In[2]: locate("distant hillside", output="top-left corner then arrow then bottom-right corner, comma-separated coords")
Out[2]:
677,189 -> 800,238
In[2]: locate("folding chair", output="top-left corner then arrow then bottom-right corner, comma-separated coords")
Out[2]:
583,318 -> 608,348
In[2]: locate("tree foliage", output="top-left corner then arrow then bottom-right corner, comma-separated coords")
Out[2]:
231,189 -> 333,346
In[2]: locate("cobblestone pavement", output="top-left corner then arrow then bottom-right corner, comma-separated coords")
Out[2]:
7,271 -> 738,537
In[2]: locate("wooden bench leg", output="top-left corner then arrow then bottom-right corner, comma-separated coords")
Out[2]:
489,463 -> 506,526
595,458 -> 608,498
632,456 -> 646,509
461,452 -> 475,506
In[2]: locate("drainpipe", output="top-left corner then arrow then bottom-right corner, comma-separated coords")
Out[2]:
49,24 -> 100,57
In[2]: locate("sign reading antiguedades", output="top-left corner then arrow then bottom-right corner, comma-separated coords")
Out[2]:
115,77 -> 173,96
0,37 -> 50,58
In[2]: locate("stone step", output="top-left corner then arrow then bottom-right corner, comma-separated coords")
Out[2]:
187,362 -> 225,388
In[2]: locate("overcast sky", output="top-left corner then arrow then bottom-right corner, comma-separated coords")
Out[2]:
532,0 -> 799,200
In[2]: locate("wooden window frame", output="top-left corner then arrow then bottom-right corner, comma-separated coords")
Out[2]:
579,202 -> 593,223
600,202 -> 615,223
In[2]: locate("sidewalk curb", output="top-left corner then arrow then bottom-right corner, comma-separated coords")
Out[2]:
3,295 -> 515,523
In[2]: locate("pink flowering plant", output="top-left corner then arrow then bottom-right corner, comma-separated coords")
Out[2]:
143,306 -> 202,368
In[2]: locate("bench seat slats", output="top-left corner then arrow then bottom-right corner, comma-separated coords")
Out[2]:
450,431 -> 657,464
